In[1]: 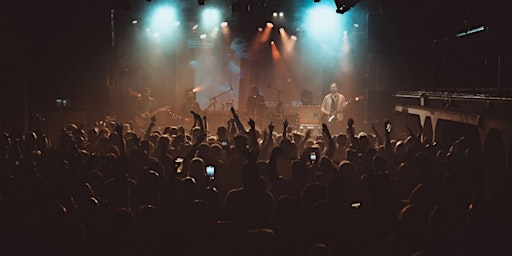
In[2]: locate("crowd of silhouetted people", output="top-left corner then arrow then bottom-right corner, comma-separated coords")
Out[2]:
0,108 -> 507,256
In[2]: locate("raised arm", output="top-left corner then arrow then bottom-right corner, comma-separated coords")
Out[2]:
322,123 -> 335,158
282,118 -> 289,139
247,118 -> 259,153
143,115 -> 156,141
230,106 -> 247,134
384,119 -> 392,154
370,123 -> 383,146
296,128 -> 311,156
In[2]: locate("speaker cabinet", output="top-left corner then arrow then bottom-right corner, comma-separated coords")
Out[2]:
298,105 -> 321,124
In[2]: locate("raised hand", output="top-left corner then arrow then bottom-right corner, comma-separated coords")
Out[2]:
322,123 -> 330,136
248,118 -> 256,130
384,120 -> 392,134
268,122 -> 275,133
283,118 -> 289,132
114,121 -> 123,135
191,111 -> 201,120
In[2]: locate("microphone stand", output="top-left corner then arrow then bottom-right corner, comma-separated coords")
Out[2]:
205,86 -> 233,112
268,83 -> 283,114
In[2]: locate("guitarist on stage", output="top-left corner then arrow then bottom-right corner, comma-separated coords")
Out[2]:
134,87 -> 158,130
321,82 -> 348,135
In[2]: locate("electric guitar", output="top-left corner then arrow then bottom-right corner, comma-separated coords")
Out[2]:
134,106 -> 172,128
323,110 -> 343,123
321,96 -> 363,123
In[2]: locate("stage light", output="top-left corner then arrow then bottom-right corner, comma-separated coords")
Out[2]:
279,12 -> 284,17
201,8 -> 221,30
150,6 -> 177,34
132,20 -> 138,24
273,12 -> 278,17
258,27 -> 263,32
291,35 -> 297,40
334,0 -> 360,14
200,34 -> 207,39
266,22 -> 274,28
220,21 -> 228,27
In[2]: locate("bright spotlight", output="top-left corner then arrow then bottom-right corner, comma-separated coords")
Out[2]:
132,20 -> 138,24
270,41 -> 275,45
273,12 -> 278,17
200,34 -> 207,39
201,8 -> 221,30
266,22 -> 274,28
193,24 -> 199,30
291,35 -> 297,40
220,21 -> 228,27
306,5 -> 343,39
279,27 -> 285,32
151,6 -> 177,34
258,27 -> 263,32
279,12 -> 284,17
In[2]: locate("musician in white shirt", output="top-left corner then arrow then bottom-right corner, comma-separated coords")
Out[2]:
320,83 -> 348,134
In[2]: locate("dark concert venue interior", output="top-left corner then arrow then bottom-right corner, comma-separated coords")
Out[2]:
0,0 -> 510,255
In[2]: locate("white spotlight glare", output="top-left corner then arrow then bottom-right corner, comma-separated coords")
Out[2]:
151,6 -> 177,34
279,12 -> 284,17
266,22 -> 274,28
291,35 -> 297,40
354,23 -> 359,27
273,12 -> 278,17
146,28 -> 150,31
174,21 -> 181,26
132,20 -> 138,24
258,27 -> 263,32
200,34 -> 207,39
279,27 -> 284,32
221,21 -> 228,27
193,24 -> 199,30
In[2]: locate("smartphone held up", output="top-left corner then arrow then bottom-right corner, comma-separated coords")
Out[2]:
206,164 -> 215,181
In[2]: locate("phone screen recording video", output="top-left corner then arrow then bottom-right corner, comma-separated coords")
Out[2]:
206,165 -> 215,181
309,152 -> 317,162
